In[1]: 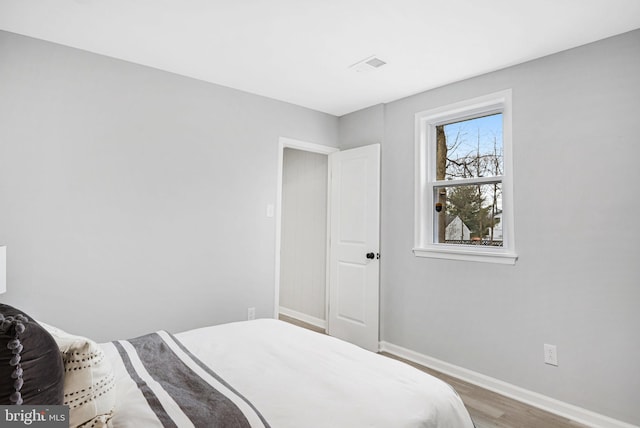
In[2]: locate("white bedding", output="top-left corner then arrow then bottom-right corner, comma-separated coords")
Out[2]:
101,319 -> 474,428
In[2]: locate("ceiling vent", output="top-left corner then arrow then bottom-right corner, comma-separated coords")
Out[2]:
350,55 -> 387,73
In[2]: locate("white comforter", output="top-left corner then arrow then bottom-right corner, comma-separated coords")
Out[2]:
102,319 -> 474,428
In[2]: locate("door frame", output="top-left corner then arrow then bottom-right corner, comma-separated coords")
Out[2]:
274,137 -> 339,323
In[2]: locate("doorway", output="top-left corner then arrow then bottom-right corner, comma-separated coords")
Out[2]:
275,138 -> 381,351
274,138 -> 337,331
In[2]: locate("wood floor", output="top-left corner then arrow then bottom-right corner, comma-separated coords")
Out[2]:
279,314 -> 589,428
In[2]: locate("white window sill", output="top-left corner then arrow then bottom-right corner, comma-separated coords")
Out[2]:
413,246 -> 518,265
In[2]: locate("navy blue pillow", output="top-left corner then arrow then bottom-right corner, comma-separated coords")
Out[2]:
0,304 -> 64,405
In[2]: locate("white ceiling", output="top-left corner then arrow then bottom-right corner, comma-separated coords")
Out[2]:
1,0 -> 639,116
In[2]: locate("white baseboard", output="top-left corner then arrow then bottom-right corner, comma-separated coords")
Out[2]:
278,307 -> 326,330
379,341 -> 637,428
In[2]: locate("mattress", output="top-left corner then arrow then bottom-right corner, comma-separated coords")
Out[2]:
101,319 -> 475,427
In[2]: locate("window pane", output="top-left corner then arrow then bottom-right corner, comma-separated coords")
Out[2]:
435,113 -> 503,181
434,183 -> 503,246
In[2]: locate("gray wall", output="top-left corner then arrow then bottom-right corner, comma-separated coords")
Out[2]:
338,104 -> 385,150
0,31 -> 338,341
279,148 -> 327,321
339,30 -> 639,424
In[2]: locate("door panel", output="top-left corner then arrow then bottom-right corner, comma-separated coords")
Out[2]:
338,157 -> 368,242
336,262 -> 366,324
328,144 -> 380,351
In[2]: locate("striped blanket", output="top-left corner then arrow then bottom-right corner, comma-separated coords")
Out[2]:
111,331 -> 269,428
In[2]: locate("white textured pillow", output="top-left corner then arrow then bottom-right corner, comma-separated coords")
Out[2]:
39,322 -> 115,428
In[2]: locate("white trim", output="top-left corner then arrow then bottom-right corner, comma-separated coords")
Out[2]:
274,137 -> 338,320
413,247 -> 517,265
0,246 -> 6,294
325,153 -> 334,326
379,341 -> 637,428
278,137 -> 339,156
414,90 -> 517,264
278,306 -> 327,330
432,175 -> 503,187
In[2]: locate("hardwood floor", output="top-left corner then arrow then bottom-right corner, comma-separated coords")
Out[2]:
381,352 -> 588,428
279,314 -> 326,333
279,314 -> 589,428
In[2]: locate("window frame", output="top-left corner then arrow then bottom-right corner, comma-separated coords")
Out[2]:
414,90 -> 517,265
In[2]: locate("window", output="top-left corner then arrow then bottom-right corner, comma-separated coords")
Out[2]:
414,90 -> 516,264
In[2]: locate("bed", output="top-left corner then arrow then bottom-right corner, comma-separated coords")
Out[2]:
100,319 -> 475,428
1,301 -> 474,428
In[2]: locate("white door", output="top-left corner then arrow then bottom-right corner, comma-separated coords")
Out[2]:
328,144 -> 380,352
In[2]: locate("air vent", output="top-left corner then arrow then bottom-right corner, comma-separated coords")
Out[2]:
350,55 -> 387,73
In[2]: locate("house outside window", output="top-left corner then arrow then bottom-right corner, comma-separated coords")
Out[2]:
414,90 -> 517,264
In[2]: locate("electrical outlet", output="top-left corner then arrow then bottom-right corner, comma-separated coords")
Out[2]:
247,307 -> 256,320
544,344 -> 558,366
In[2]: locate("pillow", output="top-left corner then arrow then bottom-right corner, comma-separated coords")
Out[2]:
39,322 -> 116,428
0,303 -> 64,405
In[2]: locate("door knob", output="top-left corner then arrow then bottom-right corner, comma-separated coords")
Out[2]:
366,252 -> 375,259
